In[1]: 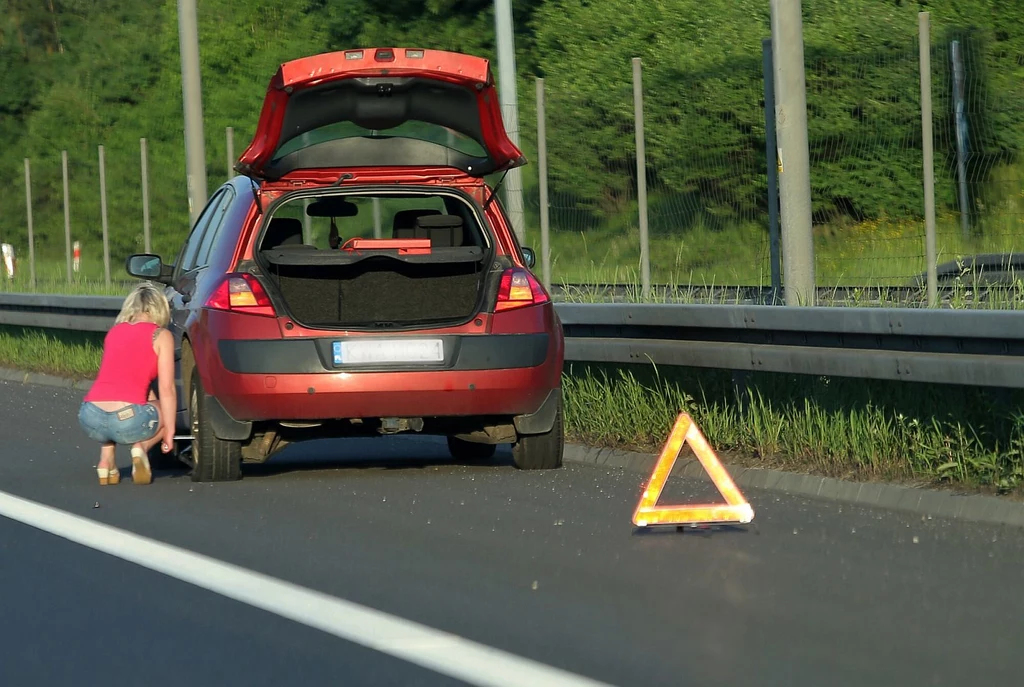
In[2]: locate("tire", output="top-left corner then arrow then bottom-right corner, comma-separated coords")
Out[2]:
446,436 -> 497,461
511,391 -> 564,470
189,370 -> 242,483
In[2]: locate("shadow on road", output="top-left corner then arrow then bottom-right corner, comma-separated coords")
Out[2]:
161,435 -> 519,480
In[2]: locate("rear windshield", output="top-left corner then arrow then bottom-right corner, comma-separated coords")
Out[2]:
274,121 -> 488,162
260,191 -> 490,251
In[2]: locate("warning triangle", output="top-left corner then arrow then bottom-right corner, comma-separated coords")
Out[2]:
632,413 -> 754,527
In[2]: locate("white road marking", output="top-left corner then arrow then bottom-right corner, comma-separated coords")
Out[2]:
0,490 -> 613,687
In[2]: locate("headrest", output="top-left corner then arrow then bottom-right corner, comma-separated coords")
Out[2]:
393,208 -> 441,230
263,217 -> 304,249
414,214 -> 464,248
414,215 -> 463,229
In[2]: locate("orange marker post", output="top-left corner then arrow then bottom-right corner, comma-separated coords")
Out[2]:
632,413 -> 754,528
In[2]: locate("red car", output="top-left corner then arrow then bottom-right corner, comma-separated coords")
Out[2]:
127,48 -> 564,482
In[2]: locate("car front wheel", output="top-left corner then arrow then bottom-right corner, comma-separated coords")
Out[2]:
189,370 -> 242,483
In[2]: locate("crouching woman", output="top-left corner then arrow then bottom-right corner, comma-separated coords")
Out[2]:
78,282 -> 176,485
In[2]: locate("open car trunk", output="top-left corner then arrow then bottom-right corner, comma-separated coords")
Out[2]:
260,213 -> 492,330
271,257 -> 487,329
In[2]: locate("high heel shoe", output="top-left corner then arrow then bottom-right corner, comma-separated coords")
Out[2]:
97,466 -> 120,486
131,447 -> 152,485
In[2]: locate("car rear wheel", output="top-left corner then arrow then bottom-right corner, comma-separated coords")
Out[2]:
189,370 -> 242,483
446,436 -> 497,462
511,392 -> 564,470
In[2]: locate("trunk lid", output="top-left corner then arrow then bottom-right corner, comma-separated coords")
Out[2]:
236,48 -> 526,182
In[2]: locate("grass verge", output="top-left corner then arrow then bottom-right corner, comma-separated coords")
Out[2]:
4,325 -> 1022,496
0,326 -> 104,380
564,362 -> 1024,496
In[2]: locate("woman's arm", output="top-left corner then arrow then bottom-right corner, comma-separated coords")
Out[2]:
154,328 -> 177,452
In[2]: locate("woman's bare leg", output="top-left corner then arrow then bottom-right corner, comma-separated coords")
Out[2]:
98,442 -> 116,470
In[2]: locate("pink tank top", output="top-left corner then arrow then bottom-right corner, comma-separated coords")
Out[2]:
84,322 -> 160,405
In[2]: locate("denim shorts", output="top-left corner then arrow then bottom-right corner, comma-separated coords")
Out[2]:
78,402 -> 160,445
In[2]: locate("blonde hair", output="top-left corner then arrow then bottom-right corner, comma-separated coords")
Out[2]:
116,281 -> 170,328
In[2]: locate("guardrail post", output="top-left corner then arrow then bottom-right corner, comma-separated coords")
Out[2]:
536,77 -> 552,289
24,158 -> 35,287
632,57 -> 652,301
732,370 -> 751,415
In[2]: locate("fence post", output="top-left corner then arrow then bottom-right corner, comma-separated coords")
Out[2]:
770,0 -> 816,307
919,13 -> 938,307
302,199 -> 312,244
494,0 -> 526,243
762,38 -> 783,304
178,0 -> 208,226
24,158 -> 36,287
536,77 -> 551,289
99,145 -> 112,287
62,150 -> 73,283
372,198 -> 382,239
631,57 -> 652,301
226,126 -> 234,180
141,138 -> 152,254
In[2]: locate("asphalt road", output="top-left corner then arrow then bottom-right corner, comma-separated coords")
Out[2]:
1,380 -> 1023,686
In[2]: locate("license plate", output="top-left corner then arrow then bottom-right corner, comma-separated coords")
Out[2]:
332,339 -> 444,365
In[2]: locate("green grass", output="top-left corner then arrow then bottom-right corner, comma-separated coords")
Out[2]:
564,362 -> 1024,495
0,326 -> 104,379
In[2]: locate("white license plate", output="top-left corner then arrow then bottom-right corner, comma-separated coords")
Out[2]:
332,339 -> 444,365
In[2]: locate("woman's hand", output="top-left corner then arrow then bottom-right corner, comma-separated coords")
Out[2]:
162,430 -> 176,453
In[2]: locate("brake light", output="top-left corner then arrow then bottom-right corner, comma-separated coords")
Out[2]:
206,274 -> 276,317
495,268 -> 550,312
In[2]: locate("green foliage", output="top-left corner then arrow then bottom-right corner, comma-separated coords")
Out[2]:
0,0 -> 1021,279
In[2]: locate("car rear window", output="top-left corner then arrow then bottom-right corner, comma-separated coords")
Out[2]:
260,191 -> 491,251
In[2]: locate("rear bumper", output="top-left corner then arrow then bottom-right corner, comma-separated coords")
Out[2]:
209,364 -> 557,424
217,333 -> 549,374
204,331 -> 561,428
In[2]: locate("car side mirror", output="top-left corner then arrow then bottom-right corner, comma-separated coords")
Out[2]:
126,254 -> 172,284
521,247 -> 536,269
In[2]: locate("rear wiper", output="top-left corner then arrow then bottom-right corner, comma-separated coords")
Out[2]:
483,169 -> 511,212
332,172 -> 354,187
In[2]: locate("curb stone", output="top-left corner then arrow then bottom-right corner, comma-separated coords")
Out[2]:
5,366 -> 1023,529
564,444 -> 1024,530
0,367 -> 92,391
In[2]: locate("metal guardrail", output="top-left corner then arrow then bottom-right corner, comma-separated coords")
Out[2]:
1,293 -> 1022,388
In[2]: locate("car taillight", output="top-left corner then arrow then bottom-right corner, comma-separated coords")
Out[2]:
495,268 -> 550,312
205,274 -> 276,317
